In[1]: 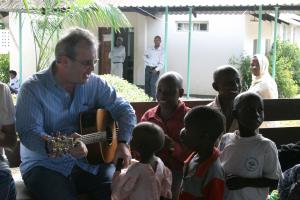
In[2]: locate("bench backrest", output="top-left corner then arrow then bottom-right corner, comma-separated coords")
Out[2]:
131,99 -> 212,122
131,98 -> 300,146
260,98 -> 300,145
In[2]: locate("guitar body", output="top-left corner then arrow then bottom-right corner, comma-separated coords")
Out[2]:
80,109 -> 117,164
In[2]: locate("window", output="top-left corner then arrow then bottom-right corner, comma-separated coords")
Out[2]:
176,22 -> 209,32
253,39 -> 258,55
177,22 -> 189,31
193,23 -> 208,31
265,39 -> 271,55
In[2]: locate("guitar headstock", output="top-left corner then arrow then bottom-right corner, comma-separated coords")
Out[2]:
46,135 -> 75,155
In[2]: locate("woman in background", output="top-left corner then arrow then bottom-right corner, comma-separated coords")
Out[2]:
248,54 -> 278,99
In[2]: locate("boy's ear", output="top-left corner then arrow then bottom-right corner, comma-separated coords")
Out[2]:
179,88 -> 184,97
212,82 -> 219,91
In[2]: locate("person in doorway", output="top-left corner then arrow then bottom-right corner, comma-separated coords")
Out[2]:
109,37 -> 126,78
0,81 -> 17,200
16,27 -> 136,200
144,35 -> 164,100
9,70 -> 19,94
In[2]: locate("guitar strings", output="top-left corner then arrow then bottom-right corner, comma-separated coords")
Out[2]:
80,131 -> 113,144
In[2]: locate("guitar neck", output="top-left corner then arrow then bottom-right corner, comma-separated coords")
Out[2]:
79,131 -> 107,145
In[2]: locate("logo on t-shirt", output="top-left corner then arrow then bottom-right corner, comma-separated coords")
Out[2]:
245,157 -> 259,172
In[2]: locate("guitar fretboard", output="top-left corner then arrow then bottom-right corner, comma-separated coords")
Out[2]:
80,131 -> 108,145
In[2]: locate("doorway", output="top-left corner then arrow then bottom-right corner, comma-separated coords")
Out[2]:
98,27 -> 134,83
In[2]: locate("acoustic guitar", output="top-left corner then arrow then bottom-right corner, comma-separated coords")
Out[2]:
46,109 -> 117,164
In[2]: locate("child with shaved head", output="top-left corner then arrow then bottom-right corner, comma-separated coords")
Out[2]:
179,106 -> 226,200
219,92 -> 282,200
141,71 -> 191,199
111,122 -> 172,200
208,65 -> 241,133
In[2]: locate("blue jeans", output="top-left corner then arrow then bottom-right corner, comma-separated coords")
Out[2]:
0,170 -> 16,200
23,164 -> 115,200
145,66 -> 159,99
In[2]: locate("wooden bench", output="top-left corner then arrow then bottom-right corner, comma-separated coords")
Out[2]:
260,98 -> 300,145
8,98 -> 300,199
132,99 -> 300,146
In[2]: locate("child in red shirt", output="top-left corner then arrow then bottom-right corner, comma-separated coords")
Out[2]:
179,106 -> 225,200
141,71 -> 190,199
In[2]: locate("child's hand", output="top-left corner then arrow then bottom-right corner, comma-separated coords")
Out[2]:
164,135 -> 175,152
226,175 -> 245,190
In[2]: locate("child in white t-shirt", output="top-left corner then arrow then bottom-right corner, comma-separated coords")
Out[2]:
219,91 -> 282,200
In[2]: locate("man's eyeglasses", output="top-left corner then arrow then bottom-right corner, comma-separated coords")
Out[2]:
68,56 -> 99,67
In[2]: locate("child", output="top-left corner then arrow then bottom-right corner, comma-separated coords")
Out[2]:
141,71 -> 190,199
278,164 -> 300,200
111,122 -> 172,200
9,70 -> 19,94
219,91 -> 282,200
207,65 -> 241,133
179,106 -> 225,200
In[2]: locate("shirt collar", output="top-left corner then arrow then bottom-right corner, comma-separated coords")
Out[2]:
185,148 -> 220,176
148,100 -> 186,120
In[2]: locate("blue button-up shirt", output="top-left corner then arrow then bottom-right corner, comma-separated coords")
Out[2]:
16,64 -> 136,176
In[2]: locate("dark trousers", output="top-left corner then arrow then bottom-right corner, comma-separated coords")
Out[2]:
23,164 -> 115,200
145,66 -> 159,99
0,170 -> 16,200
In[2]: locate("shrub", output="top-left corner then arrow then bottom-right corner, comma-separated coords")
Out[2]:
268,40 -> 300,97
0,54 -> 9,83
230,40 -> 300,98
271,40 -> 300,86
229,55 -> 252,92
272,56 -> 298,98
101,74 -> 152,102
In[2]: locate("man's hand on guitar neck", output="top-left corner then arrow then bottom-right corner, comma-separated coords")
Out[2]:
69,133 -> 88,159
114,143 -> 131,168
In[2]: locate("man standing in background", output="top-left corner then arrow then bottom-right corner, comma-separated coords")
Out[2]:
109,37 -> 126,78
144,35 -> 164,100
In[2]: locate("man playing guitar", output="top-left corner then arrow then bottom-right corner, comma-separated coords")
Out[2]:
16,28 -> 136,200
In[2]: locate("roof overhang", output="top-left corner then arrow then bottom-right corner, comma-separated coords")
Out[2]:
1,0 -> 300,16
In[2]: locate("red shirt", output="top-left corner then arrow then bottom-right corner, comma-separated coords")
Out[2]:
179,148 -> 225,200
141,100 -> 191,172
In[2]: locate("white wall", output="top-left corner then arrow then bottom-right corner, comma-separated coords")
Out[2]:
244,15 -> 274,56
9,13 -> 37,83
124,12 -> 148,85
171,14 -> 245,95
137,14 -> 245,95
